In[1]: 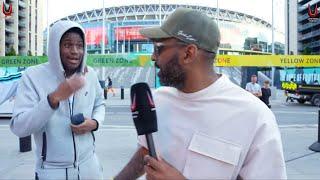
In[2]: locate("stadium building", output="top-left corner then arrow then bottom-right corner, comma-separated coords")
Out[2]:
46,3 -> 285,55
42,3 -> 286,88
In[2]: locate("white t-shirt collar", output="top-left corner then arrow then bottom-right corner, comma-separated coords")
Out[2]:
177,74 -> 227,99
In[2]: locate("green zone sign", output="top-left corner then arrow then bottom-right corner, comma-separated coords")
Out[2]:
0,54 -> 154,67
0,56 -> 47,67
86,54 -> 153,67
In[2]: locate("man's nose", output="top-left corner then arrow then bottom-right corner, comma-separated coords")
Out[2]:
70,45 -> 79,54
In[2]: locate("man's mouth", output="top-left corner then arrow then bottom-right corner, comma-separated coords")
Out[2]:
68,59 -> 79,64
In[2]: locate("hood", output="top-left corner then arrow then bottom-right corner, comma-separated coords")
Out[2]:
47,20 -> 87,80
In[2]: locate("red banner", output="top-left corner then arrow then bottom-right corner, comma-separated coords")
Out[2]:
85,27 -> 108,45
115,26 -> 148,41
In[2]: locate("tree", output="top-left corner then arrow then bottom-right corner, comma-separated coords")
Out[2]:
5,46 -> 16,56
302,47 -> 312,55
27,50 -> 32,56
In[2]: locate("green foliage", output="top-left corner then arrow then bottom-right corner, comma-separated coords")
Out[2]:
302,47 -> 312,55
5,46 -> 16,56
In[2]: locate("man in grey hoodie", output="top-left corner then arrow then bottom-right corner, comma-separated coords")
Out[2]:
10,20 -> 105,179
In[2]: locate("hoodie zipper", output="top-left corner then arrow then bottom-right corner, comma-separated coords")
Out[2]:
41,132 -> 47,168
68,94 -> 77,168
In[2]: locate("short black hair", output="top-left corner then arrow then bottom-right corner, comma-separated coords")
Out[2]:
173,38 -> 216,65
61,27 -> 84,44
201,50 -> 216,65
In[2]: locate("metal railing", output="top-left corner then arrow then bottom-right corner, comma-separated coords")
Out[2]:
5,38 -> 14,44
298,21 -> 320,32
5,28 -> 14,34
18,31 -> 26,37
18,42 -> 26,47
298,13 -> 309,22
298,30 -> 320,41
18,0 -> 27,8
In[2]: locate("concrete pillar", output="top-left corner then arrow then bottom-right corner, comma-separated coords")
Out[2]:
0,10 -> 5,56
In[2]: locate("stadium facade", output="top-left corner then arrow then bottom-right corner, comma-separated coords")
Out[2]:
41,3 -> 288,88
45,3 -> 285,55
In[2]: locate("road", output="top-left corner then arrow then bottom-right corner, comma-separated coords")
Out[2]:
273,101 -> 318,126
1,98 -> 319,127
105,104 -> 319,127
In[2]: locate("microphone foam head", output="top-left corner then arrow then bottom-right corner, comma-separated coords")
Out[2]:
130,83 -> 158,135
71,113 -> 85,125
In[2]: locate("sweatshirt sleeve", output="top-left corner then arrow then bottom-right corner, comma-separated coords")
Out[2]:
10,72 -> 55,137
91,73 -> 106,130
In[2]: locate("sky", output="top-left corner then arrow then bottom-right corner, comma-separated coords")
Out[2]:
43,0 -> 285,32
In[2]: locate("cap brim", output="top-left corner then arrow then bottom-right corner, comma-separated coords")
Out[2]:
139,27 -> 171,39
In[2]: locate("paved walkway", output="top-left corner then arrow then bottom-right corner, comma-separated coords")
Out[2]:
1,125 -> 320,179
0,88 -> 320,179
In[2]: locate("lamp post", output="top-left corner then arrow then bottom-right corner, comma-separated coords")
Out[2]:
216,0 -> 219,26
102,0 -> 105,54
46,0 -> 49,55
159,0 -> 161,25
271,0 -> 275,87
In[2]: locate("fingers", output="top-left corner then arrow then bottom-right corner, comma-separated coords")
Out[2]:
144,155 -> 183,180
144,155 -> 159,180
144,164 -> 157,180
70,119 -> 95,134
70,122 -> 87,135
67,74 -> 85,92
53,73 -> 86,101
70,124 -> 86,134
144,155 -> 162,171
84,66 -> 88,74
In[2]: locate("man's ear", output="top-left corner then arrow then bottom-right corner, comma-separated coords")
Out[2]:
182,44 -> 198,65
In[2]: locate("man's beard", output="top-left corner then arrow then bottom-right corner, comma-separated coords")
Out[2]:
156,53 -> 186,90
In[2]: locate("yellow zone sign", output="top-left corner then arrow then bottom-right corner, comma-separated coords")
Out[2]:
215,55 -> 320,67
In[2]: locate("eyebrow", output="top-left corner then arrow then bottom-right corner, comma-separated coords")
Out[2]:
62,39 -> 83,43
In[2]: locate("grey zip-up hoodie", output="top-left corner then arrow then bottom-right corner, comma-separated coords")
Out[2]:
10,21 -> 105,170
